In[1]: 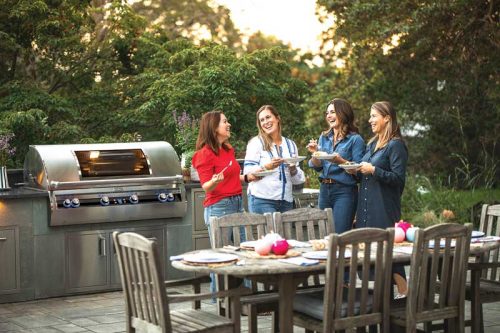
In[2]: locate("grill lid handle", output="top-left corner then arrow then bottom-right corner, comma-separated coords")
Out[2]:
49,175 -> 183,190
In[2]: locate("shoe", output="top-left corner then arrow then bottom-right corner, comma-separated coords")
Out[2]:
394,293 -> 407,300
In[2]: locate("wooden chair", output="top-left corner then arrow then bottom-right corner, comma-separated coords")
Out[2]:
390,223 -> 473,333
113,231 -> 243,333
466,204 -> 500,333
210,212 -> 277,333
273,207 -> 334,241
274,207 -> 334,287
293,227 -> 395,333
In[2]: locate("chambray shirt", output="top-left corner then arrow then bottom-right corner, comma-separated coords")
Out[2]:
308,131 -> 365,186
356,139 -> 408,229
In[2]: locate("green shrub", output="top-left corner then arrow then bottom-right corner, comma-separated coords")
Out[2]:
402,174 -> 499,228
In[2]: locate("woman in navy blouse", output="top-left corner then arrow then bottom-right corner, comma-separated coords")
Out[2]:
307,98 -> 365,233
350,101 -> 408,296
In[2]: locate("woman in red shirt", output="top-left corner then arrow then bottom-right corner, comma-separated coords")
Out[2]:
192,110 -> 245,239
192,110 -> 247,297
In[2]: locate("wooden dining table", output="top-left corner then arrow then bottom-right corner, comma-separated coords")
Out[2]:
172,240 -> 500,333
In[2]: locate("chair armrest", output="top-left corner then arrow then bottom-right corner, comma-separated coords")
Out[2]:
164,275 -> 211,288
468,262 -> 500,271
168,286 -> 252,304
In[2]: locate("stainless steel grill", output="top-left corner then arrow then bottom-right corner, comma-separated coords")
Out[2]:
24,141 -> 186,226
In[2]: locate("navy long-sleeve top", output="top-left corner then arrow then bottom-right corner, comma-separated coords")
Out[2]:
308,131 -> 365,186
356,138 -> 408,229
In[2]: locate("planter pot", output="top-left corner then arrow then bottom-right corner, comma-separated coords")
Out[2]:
0,166 -> 10,190
182,168 -> 191,182
190,166 -> 200,182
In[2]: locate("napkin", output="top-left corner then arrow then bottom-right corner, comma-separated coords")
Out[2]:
287,239 -> 312,248
471,236 -> 500,243
169,255 -> 184,261
278,257 -> 319,266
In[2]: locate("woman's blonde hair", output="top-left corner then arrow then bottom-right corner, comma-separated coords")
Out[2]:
369,101 -> 403,151
256,105 -> 282,152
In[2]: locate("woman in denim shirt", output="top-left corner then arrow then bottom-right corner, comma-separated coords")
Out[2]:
349,101 -> 408,296
306,98 -> 365,233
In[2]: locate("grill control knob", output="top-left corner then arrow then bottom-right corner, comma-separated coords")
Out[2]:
166,193 -> 175,202
129,194 -> 139,204
100,196 -> 110,206
63,199 -> 72,208
71,198 -> 80,208
158,193 -> 168,203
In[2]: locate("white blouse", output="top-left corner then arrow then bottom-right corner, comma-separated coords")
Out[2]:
243,136 -> 305,202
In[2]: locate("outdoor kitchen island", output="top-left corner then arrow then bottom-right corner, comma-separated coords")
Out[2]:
0,169 -> 318,304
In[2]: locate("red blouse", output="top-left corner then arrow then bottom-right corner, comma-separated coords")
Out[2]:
192,145 -> 242,207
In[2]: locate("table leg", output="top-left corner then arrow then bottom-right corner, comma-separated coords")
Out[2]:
278,274 -> 296,333
471,268 -> 481,333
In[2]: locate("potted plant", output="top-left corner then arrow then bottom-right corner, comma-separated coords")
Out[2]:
173,111 -> 199,182
0,133 -> 15,190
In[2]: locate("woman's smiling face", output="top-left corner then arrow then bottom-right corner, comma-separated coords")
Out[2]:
258,108 -> 280,135
369,108 -> 389,134
216,113 -> 231,142
325,104 -> 339,130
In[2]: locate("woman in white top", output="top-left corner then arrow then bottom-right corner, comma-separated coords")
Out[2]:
243,105 -> 305,213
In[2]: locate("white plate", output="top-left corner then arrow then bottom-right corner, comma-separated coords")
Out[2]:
254,170 -> 277,177
472,231 -> 485,238
302,251 -> 328,260
339,163 -> 362,170
283,156 -> 306,164
312,153 -> 338,160
240,240 -> 259,249
183,252 -> 239,264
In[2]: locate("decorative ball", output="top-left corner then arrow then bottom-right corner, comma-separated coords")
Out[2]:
394,227 -> 406,243
395,220 -> 412,234
254,239 -> 272,256
271,239 -> 289,255
405,227 -> 419,242
263,232 -> 282,244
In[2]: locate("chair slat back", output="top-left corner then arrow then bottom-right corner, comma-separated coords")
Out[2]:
113,231 -> 170,333
323,228 -> 395,333
210,212 -> 274,248
479,204 -> 500,281
273,207 -> 334,241
407,223 -> 472,320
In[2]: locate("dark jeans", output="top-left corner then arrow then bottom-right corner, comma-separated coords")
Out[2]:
318,183 -> 357,233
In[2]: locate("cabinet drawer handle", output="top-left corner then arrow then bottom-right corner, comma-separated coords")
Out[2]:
98,236 -> 106,256
0,237 -> 6,241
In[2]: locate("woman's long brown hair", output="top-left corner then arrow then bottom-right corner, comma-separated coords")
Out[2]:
369,101 -> 403,151
322,98 -> 359,138
195,110 -> 231,154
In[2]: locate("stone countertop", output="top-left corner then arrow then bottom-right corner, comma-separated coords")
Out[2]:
0,186 -> 48,199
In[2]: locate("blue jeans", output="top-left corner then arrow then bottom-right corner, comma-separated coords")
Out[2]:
204,195 -> 245,297
248,194 -> 294,214
318,183 -> 357,234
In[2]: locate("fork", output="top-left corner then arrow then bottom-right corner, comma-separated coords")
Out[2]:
219,160 -> 233,174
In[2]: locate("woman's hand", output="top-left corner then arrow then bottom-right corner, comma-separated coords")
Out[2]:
264,157 -> 283,170
247,173 -> 261,182
211,172 -> 224,184
359,162 -> 375,175
306,139 -> 318,153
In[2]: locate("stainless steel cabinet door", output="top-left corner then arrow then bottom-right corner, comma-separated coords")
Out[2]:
66,231 -> 108,291
0,227 -> 19,293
